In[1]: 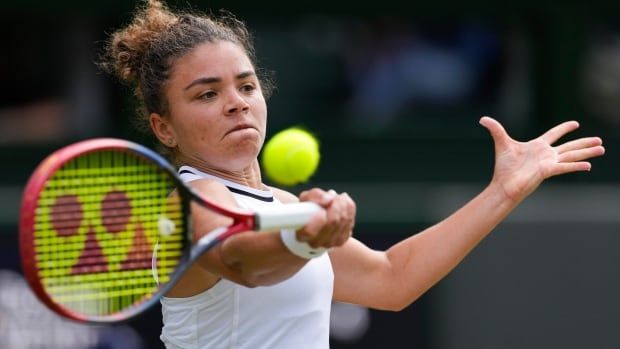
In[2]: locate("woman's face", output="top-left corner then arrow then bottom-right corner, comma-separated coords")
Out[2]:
160,40 -> 268,172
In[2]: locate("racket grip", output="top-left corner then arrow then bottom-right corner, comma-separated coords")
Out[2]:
255,202 -> 322,231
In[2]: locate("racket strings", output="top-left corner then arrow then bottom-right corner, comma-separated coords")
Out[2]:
34,207 -> 184,231
31,150 -> 186,317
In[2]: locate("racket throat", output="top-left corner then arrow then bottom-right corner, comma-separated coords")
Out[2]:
191,222 -> 250,259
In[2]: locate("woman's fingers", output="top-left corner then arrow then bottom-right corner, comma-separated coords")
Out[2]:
297,188 -> 336,242
539,120 -> 580,144
298,189 -> 355,248
333,193 -> 355,246
557,145 -> 605,163
550,162 -> 592,176
296,209 -> 327,242
323,192 -> 355,247
299,188 -> 337,206
555,137 -> 603,154
308,192 -> 352,247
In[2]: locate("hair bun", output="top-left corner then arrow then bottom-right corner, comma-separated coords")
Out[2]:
101,0 -> 177,85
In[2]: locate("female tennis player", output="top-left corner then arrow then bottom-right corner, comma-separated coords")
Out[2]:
100,1 -> 605,348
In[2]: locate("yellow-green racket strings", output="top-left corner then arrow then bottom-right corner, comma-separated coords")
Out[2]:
32,150 -> 185,317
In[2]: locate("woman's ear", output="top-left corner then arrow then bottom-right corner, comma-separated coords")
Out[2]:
149,113 -> 177,147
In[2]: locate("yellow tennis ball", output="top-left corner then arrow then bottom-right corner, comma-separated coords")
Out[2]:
262,128 -> 320,186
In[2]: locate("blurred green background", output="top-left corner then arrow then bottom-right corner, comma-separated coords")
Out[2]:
0,1 -> 618,348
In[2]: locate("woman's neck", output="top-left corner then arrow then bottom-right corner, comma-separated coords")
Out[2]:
180,155 -> 264,190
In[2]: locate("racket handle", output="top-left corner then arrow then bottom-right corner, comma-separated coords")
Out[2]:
255,202 -> 322,231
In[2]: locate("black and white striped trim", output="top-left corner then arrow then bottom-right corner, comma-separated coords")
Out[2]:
178,166 -> 274,202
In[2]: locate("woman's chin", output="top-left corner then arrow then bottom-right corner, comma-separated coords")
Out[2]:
223,147 -> 261,171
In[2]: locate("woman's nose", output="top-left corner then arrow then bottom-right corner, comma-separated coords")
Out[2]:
224,91 -> 250,116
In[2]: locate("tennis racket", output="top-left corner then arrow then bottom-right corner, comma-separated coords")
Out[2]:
19,138 -> 321,324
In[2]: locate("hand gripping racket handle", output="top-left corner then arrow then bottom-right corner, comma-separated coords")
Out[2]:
254,202 -> 322,231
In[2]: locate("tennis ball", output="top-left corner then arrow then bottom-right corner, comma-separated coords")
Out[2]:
262,127 -> 320,186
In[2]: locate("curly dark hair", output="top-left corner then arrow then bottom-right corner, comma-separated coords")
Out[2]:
99,0 -> 273,155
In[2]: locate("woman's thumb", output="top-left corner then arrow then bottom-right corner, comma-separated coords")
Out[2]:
479,116 -> 509,149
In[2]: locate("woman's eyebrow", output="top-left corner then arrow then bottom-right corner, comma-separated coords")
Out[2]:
184,76 -> 220,90
236,71 -> 256,80
184,71 -> 256,90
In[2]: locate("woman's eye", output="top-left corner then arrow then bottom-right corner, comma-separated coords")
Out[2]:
241,84 -> 256,93
199,91 -> 217,100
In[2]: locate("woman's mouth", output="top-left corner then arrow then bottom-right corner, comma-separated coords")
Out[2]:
225,124 -> 256,137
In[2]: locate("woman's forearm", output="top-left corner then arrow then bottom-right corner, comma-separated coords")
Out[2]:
385,182 -> 520,309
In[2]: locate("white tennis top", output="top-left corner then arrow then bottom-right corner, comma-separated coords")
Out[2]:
160,166 -> 334,349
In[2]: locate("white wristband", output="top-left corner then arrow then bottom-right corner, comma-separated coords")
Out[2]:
280,229 -> 327,259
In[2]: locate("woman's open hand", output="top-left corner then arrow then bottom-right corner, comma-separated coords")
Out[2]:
480,116 -> 605,202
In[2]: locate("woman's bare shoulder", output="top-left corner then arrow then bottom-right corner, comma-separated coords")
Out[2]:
268,186 -> 299,204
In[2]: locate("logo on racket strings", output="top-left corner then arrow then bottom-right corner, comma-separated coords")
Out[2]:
44,189 -> 174,275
